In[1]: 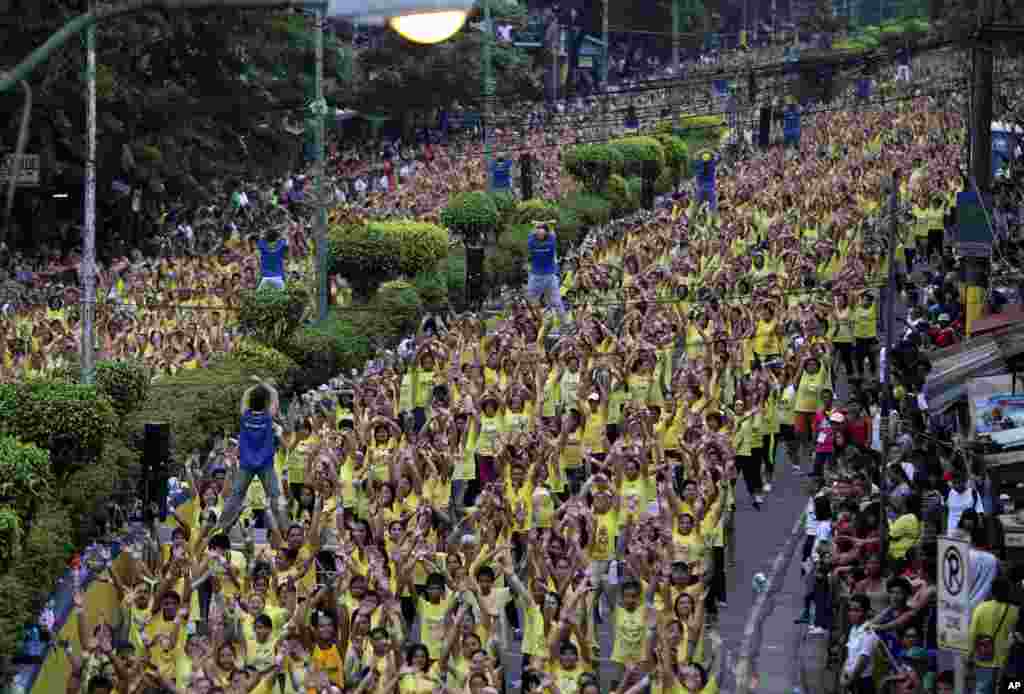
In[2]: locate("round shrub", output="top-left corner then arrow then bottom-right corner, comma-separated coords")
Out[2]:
368,280 -> 424,342
486,246 -> 528,290
653,133 -> 689,183
328,220 -> 449,301
513,198 -> 560,225
226,339 -> 300,387
0,381 -> 117,476
607,136 -> 666,178
563,143 -> 624,193
489,191 -> 518,229
412,269 -> 449,311
605,174 -> 637,217
0,436 -> 52,516
238,285 -> 310,349
557,205 -> 584,247
285,321 -> 373,393
95,359 -> 150,416
446,248 -> 467,311
440,192 -> 500,246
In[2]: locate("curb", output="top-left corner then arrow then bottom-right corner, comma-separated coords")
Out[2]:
731,508 -> 807,694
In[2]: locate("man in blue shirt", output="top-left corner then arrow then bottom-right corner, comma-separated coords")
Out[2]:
217,377 -> 286,532
257,228 -> 287,289
526,220 -> 568,322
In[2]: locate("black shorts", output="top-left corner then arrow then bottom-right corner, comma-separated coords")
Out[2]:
777,424 -> 795,442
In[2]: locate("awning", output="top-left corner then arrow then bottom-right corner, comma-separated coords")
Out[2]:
924,319 -> 1024,413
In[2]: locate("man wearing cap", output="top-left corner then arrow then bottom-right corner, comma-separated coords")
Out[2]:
527,220 -> 569,324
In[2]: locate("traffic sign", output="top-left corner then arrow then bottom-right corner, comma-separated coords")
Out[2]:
937,536 -> 971,652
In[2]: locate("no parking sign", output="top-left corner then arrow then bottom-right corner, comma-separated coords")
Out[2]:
937,535 -> 971,652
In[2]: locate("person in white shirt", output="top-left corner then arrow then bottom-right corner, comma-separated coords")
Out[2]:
841,594 -> 878,693
947,471 -> 982,535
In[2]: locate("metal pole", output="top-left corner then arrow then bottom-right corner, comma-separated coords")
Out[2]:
879,169 -> 899,567
82,13 -> 97,384
482,0 -> 493,190
672,0 -> 680,128
313,3 -> 329,323
602,0 -> 608,87
2,80 -> 31,243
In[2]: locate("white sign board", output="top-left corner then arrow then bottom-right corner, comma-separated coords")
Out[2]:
937,535 -> 971,652
0,154 -> 40,186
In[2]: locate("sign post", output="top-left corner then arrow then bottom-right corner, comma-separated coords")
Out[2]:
938,535 -> 971,693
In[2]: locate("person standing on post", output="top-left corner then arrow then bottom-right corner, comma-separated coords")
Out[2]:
257,228 -> 287,289
218,377 -> 286,532
527,220 -> 569,324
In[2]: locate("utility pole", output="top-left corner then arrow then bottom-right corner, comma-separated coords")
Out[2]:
82,7 -> 97,384
602,0 -> 609,87
966,0 -> 995,336
672,0 -> 680,128
879,169 -> 899,569
313,3 -> 329,323
482,0 -> 493,190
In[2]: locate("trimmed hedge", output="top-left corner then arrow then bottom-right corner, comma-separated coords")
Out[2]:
440,192 -> 500,246
0,502 -> 75,673
446,247 -> 467,311
238,285 -> 310,349
0,382 -> 117,477
123,352 -> 293,461
607,136 -> 666,178
513,198 -> 560,226
412,268 -> 449,312
367,280 -> 425,342
606,174 -> 639,217
487,223 -> 533,289
563,143 -> 624,193
328,220 -> 449,301
94,359 -> 151,417
652,133 -> 689,184
488,191 -> 518,230
560,192 -> 613,232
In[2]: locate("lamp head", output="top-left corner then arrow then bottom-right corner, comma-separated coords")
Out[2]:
327,0 -> 474,44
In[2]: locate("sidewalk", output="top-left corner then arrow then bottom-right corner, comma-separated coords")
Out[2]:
748,541 -> 836,694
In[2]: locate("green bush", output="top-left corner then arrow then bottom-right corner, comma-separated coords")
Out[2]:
488,191 -> 518,230
229,339 -> 299,381
60,438 -> 140,548
440,192 -> 500,246
412,268 -> 449,311
123,350 -> 293,461
0,436 -> 52,521
0,503 -> 75,669
557,205 -> 584,246
563,143 -> 624,193
485,248 -> 524,290
237,285 -> 310,349
605,174 -> 639,217
607,136 -> 665,178
366,280 -> 424,342
446,248 -> 467,310
652,133 -> 689,183
328,220 -> 449,301
561,192 -> 612,231
486,223 -> 533,289
94,359 -> 150,416
0,381 -> 117,476
513,198 -> 561,226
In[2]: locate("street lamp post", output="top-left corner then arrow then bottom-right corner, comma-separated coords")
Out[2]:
312,5 -> 330,323
482,0 -> 493,191
82,9 -> 97,384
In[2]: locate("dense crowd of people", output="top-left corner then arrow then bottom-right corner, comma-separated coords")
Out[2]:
44,55 -> 1024,694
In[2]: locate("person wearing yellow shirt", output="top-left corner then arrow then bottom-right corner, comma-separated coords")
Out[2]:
852,291 -> 878,380
968,577 -> 1019,690
793,353 -> 829,474
543,588 -> 596,694
301,585 -> 348,693
610,578 -> 649,681
829,294 -> 855,379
